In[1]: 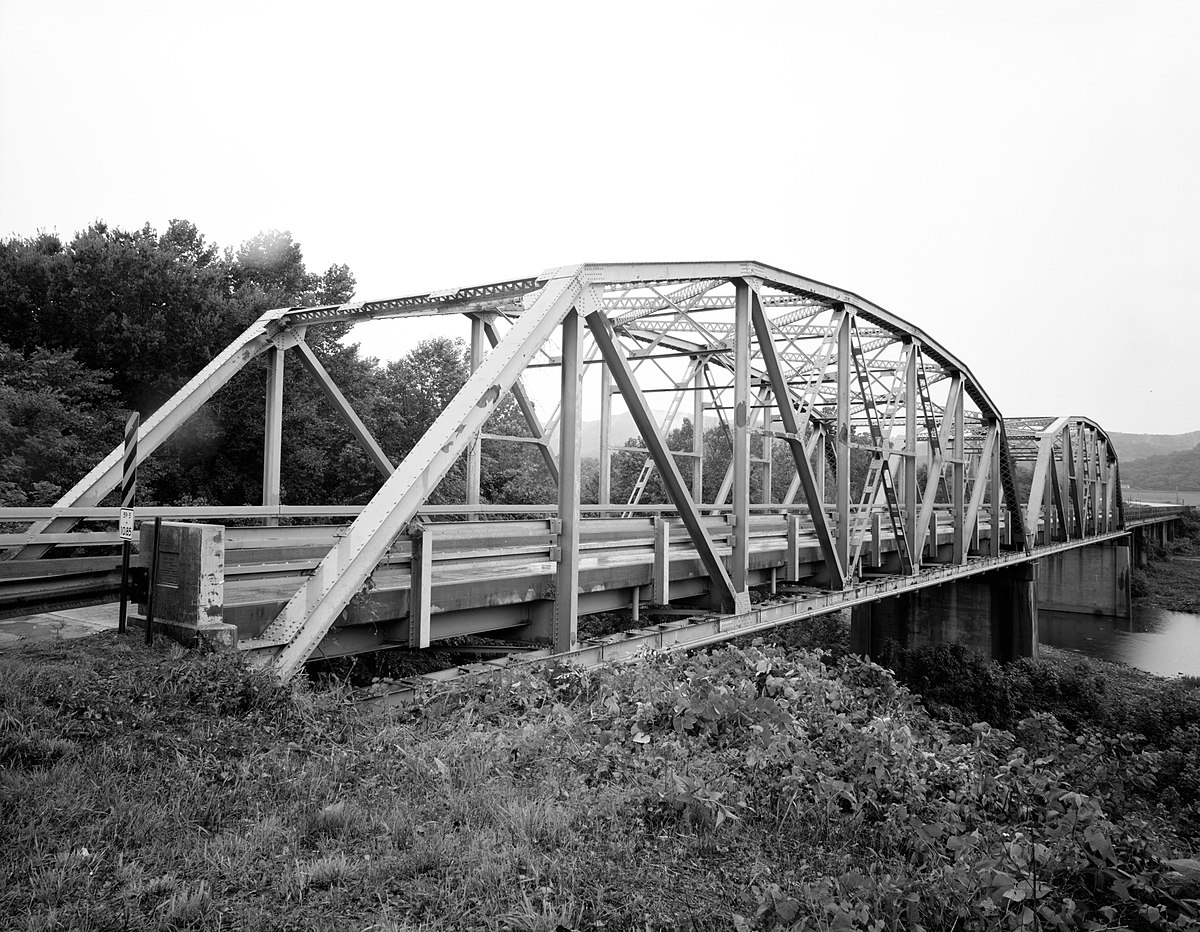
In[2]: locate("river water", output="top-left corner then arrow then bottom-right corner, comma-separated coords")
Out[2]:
1039,606 -> 1200,677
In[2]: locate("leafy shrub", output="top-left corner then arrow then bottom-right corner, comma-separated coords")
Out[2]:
1130,567 -> 1151,598
878,641 -> 1015,727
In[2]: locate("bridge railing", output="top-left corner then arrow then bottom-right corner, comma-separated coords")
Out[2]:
1123,503 -> 1191,525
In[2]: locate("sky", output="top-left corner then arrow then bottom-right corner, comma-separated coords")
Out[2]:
1,0 -> 1197,434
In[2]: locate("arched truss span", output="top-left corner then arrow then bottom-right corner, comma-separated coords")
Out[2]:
1003,415 -> 1123,549
4,262 -> 1126,681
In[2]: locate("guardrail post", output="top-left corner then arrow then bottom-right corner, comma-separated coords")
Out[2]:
409,524 -> 432,649
653,517 -> 670,604
785,515 -> 801,580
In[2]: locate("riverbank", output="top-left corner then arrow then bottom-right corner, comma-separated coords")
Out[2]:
3,632 -> 1199,931
1132,508 -> 1200,613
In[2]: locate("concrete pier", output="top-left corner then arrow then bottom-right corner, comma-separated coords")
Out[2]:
1040,538 -> 1131,619
850,562 -> 1038,662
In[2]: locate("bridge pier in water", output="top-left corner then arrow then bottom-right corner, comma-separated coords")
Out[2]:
850,537 -> 1134,663
1039,538 -> 1132,620
850,562 -> 1038,663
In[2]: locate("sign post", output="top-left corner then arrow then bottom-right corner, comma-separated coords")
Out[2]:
117,413 -> 139,634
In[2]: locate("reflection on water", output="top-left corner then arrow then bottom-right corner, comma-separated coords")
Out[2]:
1039,607 -> 1200,677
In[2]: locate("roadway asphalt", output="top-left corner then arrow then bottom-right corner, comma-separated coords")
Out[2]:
0,603 -> 119,649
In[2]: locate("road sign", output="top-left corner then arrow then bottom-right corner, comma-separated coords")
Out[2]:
119,508 -> 135,541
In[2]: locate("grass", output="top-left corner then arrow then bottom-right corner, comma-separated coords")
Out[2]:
1132,508 -> 1200,613
2,630 -> 1199,931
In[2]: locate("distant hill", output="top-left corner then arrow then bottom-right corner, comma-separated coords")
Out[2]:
1107,430 -> 1200,463
1120,442 -> 1200,492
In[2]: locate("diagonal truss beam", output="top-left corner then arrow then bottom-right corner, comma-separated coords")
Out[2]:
913,373 -> 963,559
294,339 -> 395,479
247,270 -> 584,680
584,298 -> 746,613
750,289 -> 846,588
5,311 -> 288,560
962,421 -> 998,563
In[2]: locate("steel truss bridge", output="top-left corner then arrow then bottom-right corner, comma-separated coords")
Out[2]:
0,262 -> 1173,682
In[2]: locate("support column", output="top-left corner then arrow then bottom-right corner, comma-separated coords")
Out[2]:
904,344 -> 919,570
993,562 -> 1038,662
263,344 -> 284,525
1039,538 -> 1131,619
599,363 -> 612,506
850,594 -> 912,659
951,378 -> 965,563
466,316 -> 484,515
553,309 -> 582,653
815,423 -> 827,505
836,310 -> 852,575
692,362 -> 704,500
990,435 -> 1002,557
732,280 -> 752,594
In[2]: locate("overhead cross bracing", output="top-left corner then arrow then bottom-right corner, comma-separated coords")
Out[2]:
1,262 -> 1129,682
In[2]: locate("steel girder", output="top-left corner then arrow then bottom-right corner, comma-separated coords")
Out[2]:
10,260 -> 1087,681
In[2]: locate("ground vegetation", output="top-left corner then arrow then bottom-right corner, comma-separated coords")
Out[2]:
3,632 -> 1198,931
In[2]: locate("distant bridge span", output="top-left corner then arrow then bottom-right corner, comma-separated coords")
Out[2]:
0,262 -> 1184,681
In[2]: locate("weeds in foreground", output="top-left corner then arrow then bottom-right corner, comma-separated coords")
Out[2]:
2,633 -> 1198,930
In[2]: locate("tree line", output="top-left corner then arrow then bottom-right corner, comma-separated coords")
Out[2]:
0,220 -> 553,509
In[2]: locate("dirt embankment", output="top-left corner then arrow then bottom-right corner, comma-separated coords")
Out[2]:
1133,516 -> 1200,614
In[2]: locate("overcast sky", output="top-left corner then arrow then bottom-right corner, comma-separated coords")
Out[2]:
1,1 -> 1196,434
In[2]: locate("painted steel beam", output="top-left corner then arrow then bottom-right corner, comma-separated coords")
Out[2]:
584,298 -> 746,614
913,374 -> 963,558
466,316 -> 484,507
836,310 -> 851,574
962,421 -> 997,563
246,270 -> 584,680
904,344 -> 919,569
598,363 -> 613,505
293,340 -> 395,479
262,345 -> 285,523
951,379 -> 966,563
553,308 -> 583,653
750,292 -> 846,588
732,280 -> 752,594
692,363 -> 705,499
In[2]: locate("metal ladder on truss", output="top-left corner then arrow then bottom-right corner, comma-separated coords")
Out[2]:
624,359 -> 702,513
846,327 -> 914,577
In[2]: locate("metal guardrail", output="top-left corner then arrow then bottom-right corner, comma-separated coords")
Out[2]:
1123,503 -> 1190,525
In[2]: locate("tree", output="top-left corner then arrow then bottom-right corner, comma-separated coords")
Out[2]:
0,343 -> 121,505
